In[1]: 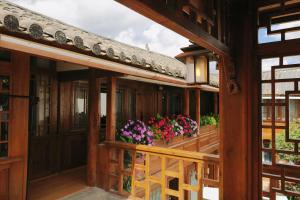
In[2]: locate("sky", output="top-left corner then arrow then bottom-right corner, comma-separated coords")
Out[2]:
7,0 -> 190,57
259,21 -> 300,71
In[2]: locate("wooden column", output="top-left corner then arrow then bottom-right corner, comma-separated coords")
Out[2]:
214,93 -> 219,114
87,69 -> 100,186
183,88 -> 190,116
106,77 -> 117,141
195,89 -> 201,131
220,1 -> 257,199
10,52 -> 30,200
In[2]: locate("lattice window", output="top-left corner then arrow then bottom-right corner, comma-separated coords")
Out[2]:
0,75 -> 10,158
258,2 -> 300,199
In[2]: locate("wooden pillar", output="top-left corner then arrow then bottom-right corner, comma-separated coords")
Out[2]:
87,69 -> 100,186
195,89 -> 201,130
106,77 -> 117,141
183,88 -> 190,116
214,93 -> 219,115
10,52 -> 30,200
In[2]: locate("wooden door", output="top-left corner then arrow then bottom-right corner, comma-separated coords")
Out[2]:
28,58 -> 58,180
59,81 -> 88,170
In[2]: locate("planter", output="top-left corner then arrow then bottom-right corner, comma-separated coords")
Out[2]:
199,125 -> 217,133
154,135 -> 193,147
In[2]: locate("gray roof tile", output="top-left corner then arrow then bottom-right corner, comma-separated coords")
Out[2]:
0,0 -> 187,78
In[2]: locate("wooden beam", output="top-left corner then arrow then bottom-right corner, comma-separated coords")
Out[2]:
116,0 -> 229,56
87,69 -> 100,186
195,89 -> 201,131
58,69 -> 124,81
106,77 -> 117,141
183,88 -> 190,116
256,39 -> 300,57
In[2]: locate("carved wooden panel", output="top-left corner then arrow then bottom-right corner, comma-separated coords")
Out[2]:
258,1 -> 300,199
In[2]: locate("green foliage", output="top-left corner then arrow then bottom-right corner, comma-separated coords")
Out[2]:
200,114 -> 219,126
123,176 -> 132,193
276,122 -> 300,165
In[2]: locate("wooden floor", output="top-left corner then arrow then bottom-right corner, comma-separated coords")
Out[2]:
28,167 -> 87,200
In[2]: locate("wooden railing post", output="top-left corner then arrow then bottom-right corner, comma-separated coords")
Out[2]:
195,89 -> 201,132
184,88 -> 190,116
87,69 -> 100,186
106,77 -> 117,141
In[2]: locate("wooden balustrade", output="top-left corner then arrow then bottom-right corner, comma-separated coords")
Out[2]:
101,141 -> 220,200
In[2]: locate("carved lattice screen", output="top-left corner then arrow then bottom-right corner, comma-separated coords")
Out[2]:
258,1 -> 300,199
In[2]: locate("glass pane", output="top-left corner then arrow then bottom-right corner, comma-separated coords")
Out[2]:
275,129 -> 294,151
0,76 -> 10,91
283,55 -> 300,65
262,151 -> 272,165
262,84 -> 271,101
0,122 -> 8,141
128,90 -> 136,120
0,94 -> 9,111
261,58 -> 279,80
258,27 -> 281,44
209,61 -> 219,86
74,85 -> 88,129
0,49 -> 11,62
288,95 -> 300,140
0,143 -> 8,157
261,105 -> 272,122
275,82 -> 294,97
100,92 -> 107,142
37,75 -> 50,136
275,67 -> 300,80
271,20 -> 300,31
286,30 -> 300,40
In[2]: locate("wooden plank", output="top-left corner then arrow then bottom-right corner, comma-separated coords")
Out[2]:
87,69 -> 100,186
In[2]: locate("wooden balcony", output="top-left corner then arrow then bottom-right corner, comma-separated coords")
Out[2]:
97,125 -> 220,200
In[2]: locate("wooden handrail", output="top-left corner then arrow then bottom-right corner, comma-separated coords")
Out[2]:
97,126 -> 220,199
105,141 -> 219,162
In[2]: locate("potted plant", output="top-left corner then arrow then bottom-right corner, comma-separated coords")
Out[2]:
173,115 -> 198,137
147,114 -> 176,145
117,120 -> 154,145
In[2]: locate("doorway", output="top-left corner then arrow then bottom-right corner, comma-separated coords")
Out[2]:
27,57 -> 88,199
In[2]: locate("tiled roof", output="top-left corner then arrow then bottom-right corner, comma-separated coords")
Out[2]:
0,0 -> 187,78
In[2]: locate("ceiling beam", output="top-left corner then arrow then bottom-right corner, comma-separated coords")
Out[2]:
116,0 -> 229,56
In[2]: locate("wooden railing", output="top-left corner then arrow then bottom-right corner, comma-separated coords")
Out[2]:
100,141 -> 220,200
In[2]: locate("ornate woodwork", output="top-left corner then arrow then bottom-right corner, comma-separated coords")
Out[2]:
103,141 -> 220,199
258,1 -> 300,198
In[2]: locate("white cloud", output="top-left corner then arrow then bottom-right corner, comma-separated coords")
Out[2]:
7,0 -> 190,57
